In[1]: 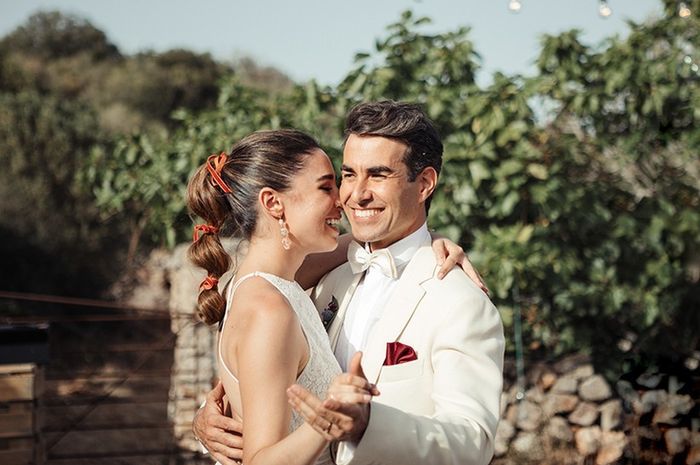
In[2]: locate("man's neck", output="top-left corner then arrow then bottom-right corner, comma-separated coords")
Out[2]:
368,221 -> 427,252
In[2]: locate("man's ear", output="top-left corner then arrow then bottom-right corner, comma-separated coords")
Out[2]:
259,187 -> 284,219
416,167 -> 438,203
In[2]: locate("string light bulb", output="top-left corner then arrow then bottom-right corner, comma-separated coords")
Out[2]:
508,0 -> 522,13
599,0 -> 612,18
678,2 -> 692,18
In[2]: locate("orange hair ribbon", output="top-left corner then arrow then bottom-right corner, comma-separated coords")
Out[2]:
206,152 -> 232,194
192,224 -> 219,242
200,276 -> 219,291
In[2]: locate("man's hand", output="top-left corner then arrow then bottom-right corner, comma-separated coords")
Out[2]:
193,381 -> 244,465
431,237 -> 489,294
287,352 -> 377,443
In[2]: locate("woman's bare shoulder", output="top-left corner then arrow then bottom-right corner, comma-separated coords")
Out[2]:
229,276 -> 295,330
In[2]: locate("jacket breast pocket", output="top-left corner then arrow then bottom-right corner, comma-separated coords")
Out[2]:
378,359 -> 423,383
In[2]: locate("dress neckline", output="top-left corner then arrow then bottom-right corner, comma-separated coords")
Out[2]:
236,270 -> 298,286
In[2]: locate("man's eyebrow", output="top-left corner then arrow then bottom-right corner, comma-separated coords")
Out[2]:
367,165 -> 394,175
316,173 -> 335,182
341,164 -> 395,175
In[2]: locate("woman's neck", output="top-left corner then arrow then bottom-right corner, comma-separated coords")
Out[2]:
236,236 -> 305,282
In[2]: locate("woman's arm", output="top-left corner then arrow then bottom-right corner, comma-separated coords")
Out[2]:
232,281 -> 328,465
430,233 -> 489,294
296,233 -> 354,290
296,232 -> 488,294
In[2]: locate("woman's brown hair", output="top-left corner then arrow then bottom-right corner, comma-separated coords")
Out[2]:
187,129 -> 321,325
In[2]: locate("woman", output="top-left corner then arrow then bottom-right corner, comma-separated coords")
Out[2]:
188,129 -> 472,465
189,129 -> 371,465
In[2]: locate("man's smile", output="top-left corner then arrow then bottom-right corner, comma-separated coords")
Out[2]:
352,208 -> 383,219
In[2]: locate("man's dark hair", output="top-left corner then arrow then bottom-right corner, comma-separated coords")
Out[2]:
344,101 -> 443,212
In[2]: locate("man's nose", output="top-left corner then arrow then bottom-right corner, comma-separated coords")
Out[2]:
351,179 -> 372,204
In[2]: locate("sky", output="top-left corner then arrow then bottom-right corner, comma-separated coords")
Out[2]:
0,0 -> 664,86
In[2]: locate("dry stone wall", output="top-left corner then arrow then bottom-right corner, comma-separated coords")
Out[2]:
495,355 -> 699,465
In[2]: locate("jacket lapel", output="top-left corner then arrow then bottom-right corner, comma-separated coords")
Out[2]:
328,272 -> 364,351
362,245 -> 437,384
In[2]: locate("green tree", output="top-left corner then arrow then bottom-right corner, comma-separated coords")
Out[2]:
19,3 -> 695,374
0,11 -> 119,60
0,91 -> 125,295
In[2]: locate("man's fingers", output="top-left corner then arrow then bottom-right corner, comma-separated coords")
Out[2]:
210,450 -> 242,465
328,392 -> 372,404
230,408 -> 243,422
349,352 -> 368,380
209,428 -> 243,449
331,373 -> 375,392
211,439 -> 244,459
328,383 -> 377,401
208,380 -> 226,402
329,384 -> 372,395
209,414 -> 242,433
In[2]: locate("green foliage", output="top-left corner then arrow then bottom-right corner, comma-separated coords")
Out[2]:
521,5 -> 700,369
1,5 -> 697,373
0,91 -> 125,295
0,11 -> 231,135
0,11 -> 119,60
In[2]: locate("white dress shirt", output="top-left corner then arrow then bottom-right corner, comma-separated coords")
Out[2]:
334,222 -> 430,371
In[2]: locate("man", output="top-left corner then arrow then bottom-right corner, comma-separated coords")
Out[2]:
195,101 -> 504,465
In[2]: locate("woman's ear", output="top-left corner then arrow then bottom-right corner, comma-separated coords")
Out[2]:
259,187 -> 284,219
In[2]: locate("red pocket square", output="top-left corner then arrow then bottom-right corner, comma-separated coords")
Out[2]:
384,341 -> 417,366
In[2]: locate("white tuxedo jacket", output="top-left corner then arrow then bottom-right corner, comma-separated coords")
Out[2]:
311,243 -> 505,465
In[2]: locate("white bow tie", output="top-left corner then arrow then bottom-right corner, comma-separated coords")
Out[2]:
347,241 -> 397,279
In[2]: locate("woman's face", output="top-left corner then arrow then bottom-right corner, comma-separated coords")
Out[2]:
282,149 -> 342,254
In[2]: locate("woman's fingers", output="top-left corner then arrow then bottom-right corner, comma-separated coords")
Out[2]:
287,384 -> 360,440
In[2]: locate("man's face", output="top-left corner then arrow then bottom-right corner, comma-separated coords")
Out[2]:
340,134 -> 430,250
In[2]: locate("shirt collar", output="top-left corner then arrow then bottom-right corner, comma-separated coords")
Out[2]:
364,222 -> 430,269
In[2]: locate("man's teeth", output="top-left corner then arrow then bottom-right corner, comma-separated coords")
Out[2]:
326,218 -> 340,226
354,209 -> 380,218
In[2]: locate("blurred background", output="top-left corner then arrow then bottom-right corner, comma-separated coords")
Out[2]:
0,1 -> 698,464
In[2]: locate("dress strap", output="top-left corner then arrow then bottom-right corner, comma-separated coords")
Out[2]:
218,272 -> 262,382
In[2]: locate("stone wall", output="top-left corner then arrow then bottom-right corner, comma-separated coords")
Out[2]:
495,355 -> 699,465
167,243 -> 219,452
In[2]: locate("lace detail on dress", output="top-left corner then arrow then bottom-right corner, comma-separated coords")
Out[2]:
218,272 -> 340,465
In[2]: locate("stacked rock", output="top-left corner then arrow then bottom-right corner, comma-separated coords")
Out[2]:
494,355 -> 698,464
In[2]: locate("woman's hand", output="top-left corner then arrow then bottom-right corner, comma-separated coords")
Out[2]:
431,236 -> 489,294
288,352 -> 379,443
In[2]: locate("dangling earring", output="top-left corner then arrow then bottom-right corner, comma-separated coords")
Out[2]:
279,218 -> 291,250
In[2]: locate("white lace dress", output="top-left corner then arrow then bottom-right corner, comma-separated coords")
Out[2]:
218,272 -> 341,465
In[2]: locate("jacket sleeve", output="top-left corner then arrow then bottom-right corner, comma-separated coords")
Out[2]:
337,292 -> 505,465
